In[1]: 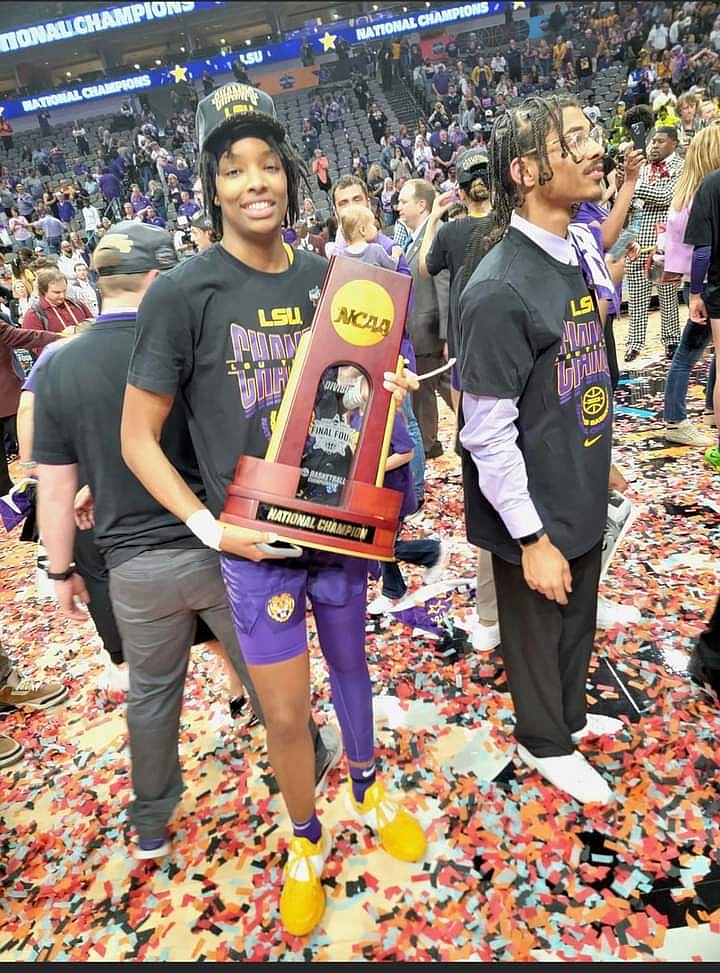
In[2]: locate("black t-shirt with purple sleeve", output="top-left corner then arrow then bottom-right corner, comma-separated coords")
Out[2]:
458,228 -> 612,564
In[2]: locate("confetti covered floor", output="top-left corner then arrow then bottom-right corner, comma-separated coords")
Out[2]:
1,312 -> 719,962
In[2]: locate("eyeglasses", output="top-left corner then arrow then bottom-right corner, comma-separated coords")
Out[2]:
524,129 -> 597,159
562,129 -> 597,155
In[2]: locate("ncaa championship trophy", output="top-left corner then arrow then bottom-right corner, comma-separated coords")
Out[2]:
222,255 -> 413,560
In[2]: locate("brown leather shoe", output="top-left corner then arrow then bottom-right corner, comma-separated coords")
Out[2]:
0,734 -> 23,768
0,672 -> 68,713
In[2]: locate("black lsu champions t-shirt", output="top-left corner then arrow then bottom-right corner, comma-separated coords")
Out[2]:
128,244 -> 328,516
458,227 -> 612,564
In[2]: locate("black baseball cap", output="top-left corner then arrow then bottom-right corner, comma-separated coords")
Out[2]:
196,82 -> 285,151
92,221 -> 177,277
455,147 -> 488,186
190,211 -> 213,231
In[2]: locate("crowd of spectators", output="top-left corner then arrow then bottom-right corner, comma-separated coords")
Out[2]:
274,3 -> 720,258
1,3 -> 720,350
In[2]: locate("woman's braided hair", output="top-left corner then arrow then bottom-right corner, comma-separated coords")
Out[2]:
461,94 -> 580,289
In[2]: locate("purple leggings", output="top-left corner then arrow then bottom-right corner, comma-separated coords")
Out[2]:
220,550 -> 374,764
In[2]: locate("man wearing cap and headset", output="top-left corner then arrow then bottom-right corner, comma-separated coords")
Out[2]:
419,146 -> 493,409
417,147 -> 501,655
31,220 -> 287,861
120,83 -> 425,938
190,211 -> 216,252
174,211 -> 218,259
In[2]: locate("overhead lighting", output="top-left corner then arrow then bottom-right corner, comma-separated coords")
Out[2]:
155,58 -> 161,64
402,5 -> 407,10
180,46 -> 185,52
66,71 -> 72,77
220,38 -> 226,43
372,3 -> 378,8
245,38 -> 251,45
133,63 -> 140,69
332,11 -> 339,17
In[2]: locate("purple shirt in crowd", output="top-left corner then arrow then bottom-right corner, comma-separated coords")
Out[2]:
34,214 -> 64,240
178,200 -> 200,218
384,411 -> 417,518
99,172 -> 122,200
130,194 -> 150,214
344,242 -> 398,270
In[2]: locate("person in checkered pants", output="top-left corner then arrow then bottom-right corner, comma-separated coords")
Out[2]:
624,127 -> 684,362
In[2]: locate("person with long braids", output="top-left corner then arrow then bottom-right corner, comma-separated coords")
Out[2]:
120,84 -> 425,937
457,95 -> 624,806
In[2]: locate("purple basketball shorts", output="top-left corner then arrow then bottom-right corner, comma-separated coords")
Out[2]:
220,548 -> 368,666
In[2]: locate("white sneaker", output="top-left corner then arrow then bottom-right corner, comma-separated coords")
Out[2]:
470,620 -> 501,652
596,595 -> 641,630
517,744 -> 613,805
601,492 -> 636,578
404,504 -> 426,525
664,419 -> 713,447
423,538 -> 452,587
97,657 -> 129,694
367,594 -> 400,615
571,713 -> 624,743
315,724 -> 343,797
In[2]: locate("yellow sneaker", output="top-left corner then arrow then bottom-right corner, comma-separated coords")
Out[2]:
279,828 -> 330,937
349,780 -> 426,862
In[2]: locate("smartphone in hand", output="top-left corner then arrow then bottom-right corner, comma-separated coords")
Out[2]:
630,121 -> 646,153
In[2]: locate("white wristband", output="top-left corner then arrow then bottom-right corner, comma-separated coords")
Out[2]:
185,508 -> 223,551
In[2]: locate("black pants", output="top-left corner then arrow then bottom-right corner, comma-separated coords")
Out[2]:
382,537 -> 439,599
3,414 -> 17,457
0,414 -> 15,496
697,595 -> 720,670
73,526 -> 124,664
492,541 -> 602,757
604,314 -> 620,391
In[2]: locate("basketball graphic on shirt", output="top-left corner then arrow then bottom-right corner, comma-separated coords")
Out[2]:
581,384 -> 610,446
330,281 -> 395,348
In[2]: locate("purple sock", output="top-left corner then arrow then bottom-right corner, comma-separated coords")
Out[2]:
293,812 -> 322,845
350,762 -> 376,804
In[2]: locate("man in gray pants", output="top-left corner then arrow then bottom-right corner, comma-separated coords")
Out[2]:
33,222 -> 339,858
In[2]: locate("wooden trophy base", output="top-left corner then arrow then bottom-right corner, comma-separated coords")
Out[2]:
222,456 -> 402,561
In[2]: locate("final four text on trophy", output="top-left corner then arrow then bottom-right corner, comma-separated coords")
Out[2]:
221,255 -> 413,560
